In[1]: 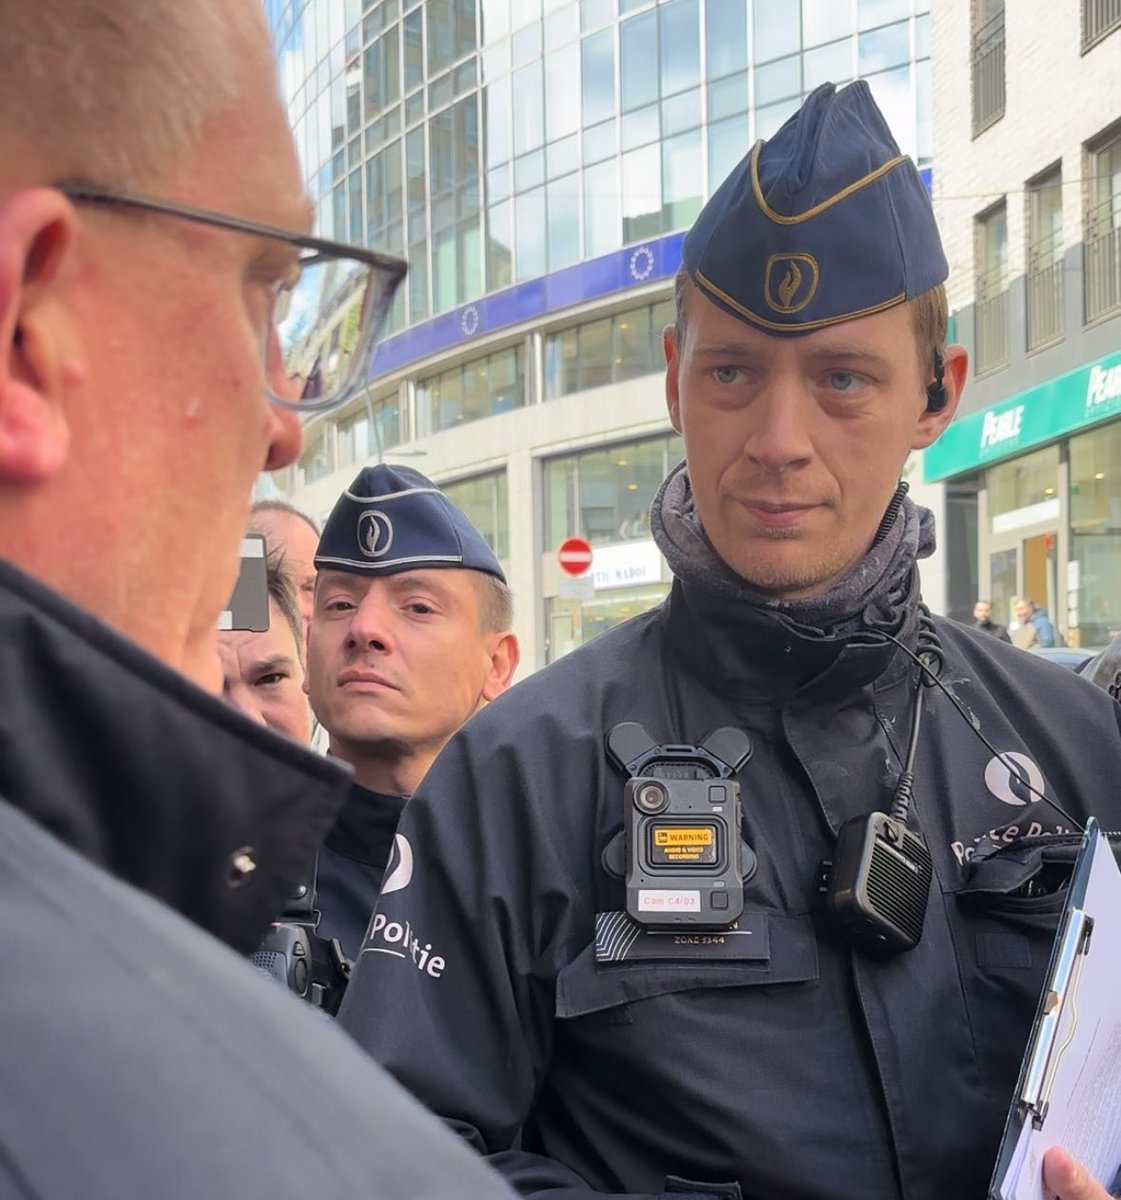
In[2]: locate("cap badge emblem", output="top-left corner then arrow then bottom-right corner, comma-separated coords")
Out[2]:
357,509 -> 394,558
764,253 -> 819,314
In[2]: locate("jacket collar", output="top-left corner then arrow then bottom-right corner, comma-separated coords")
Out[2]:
663,573 -> 920,704
0,560 -> 352,954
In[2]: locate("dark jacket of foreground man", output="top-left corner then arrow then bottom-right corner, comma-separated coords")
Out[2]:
0,560 -> 514,1200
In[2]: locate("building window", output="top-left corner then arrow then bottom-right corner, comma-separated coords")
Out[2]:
1025,167 -> 1064,351
416,343 -> 526,434
543,432 -> 684,549
336,389 -> 403,466
1085,123 -> 1121,323
1082,0 -> 1121,52
299,429 -> 331,485
974,201 -> 1009,374
970,0 -> 1004,137
543,297 -> 674,399
442,471 -> 509,560
1070,423 -> 1121,647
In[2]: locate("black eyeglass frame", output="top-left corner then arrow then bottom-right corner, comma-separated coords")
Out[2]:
55,181 -> 408,412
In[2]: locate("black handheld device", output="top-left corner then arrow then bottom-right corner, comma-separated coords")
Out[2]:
603,722 -> 755,929
823,811 -> 933,957
250,857 -> 352,1015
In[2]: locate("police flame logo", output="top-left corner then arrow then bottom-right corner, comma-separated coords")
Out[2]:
357,509 -> 394,558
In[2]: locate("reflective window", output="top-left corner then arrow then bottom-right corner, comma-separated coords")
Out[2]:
620,10 -> 658,112
659,0 -> 699,97
756,54 -> 801,107
487,198 -> 514,289
859,0 -> 911,31
544,3 -> 579,50
804,38 -> 853,91
584,159 -> 621,256
515,185 -> 547,278
365,139 -> 405,252
442,471 -> 510,559
427,0 -> 476,73
754,0 -> 801,62
364,27 -> 401,121
417,344 -> 527,433
802,0 -> 853,46
336,389 -> 402,464
403,7 -> 423,89
544,432 -> 684,548
622,143 -> 662,242
865,65 -> 913,151
548,173 -> 581,269
705,0 -> 747,79
708,72 -> 748,123
987,444 -> 1058,518
662,130 -> 702,230
708,113 -> 750,193
484,77 -> 511,167
621,104 -> 660,152
300,430 -> 331,484
662,88 -> 701,138
1070,424 -> 1121,647
512,60 -> 545,154
859,20 -> 910,73
583,118 -> 617,164
581,29 -> 616,126
544,297 -> 673,398
479,0 -> 512,42
581,0 -> 614,32
545,43 -> 581,141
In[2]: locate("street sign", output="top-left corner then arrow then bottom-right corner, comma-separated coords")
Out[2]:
557,536 -> 594,577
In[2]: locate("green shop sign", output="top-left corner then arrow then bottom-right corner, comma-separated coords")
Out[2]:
923,347 -> 1121,482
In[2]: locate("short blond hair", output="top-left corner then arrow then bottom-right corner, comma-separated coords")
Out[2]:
0,0 -> 240,185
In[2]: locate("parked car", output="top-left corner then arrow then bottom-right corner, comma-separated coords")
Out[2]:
1028,645 -> 1098,671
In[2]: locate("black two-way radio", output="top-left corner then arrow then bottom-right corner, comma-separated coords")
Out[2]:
821,609 -> 943,957
603,723 -> 755,928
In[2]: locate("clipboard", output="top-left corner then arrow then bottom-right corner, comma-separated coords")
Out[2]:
990,817 -> 1121,1200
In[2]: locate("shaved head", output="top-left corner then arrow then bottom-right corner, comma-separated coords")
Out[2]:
0,0 -> 246,186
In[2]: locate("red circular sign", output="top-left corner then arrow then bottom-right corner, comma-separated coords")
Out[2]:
557,536 -> 594,577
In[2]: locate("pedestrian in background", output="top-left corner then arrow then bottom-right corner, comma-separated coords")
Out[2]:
973,598 -> 1011,642
1012,595 -> 1057,648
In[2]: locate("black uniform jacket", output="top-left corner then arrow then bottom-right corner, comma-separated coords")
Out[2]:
0,561 -> 517,1200
339,575 -> 1121,1200
318,782 -> 408,960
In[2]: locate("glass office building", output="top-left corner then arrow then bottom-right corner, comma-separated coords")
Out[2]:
266,0 -> 933,670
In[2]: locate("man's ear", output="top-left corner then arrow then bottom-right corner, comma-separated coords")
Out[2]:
481,631 -> 521,702
0,189 -> 80,483
664,325 -> 683,434
912,343 -> 968,452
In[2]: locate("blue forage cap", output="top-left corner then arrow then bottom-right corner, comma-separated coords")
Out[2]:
682,81 -> 947,335
315,464 -> 506,583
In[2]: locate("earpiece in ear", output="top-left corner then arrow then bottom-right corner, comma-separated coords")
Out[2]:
925,349 -> 946,413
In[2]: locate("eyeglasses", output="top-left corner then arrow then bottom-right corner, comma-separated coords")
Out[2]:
56,182 -> 408,414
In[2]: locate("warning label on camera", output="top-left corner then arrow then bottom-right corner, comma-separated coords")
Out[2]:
650,825 -> 717,864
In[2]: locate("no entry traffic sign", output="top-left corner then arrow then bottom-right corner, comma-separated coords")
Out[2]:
557,536 -> 594,577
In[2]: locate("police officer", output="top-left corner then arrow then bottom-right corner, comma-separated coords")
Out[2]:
338,83 -> 1121,1200
307,464 -> 519,959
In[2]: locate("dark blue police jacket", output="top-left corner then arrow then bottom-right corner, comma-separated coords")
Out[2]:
317,782 -> 407,961
340,573 -> 1121,1200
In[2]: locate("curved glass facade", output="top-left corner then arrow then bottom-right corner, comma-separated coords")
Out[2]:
266,0 -> 932,669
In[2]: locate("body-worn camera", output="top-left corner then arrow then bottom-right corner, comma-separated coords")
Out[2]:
603,723 -> 755,928
250,857 -> 351,1016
